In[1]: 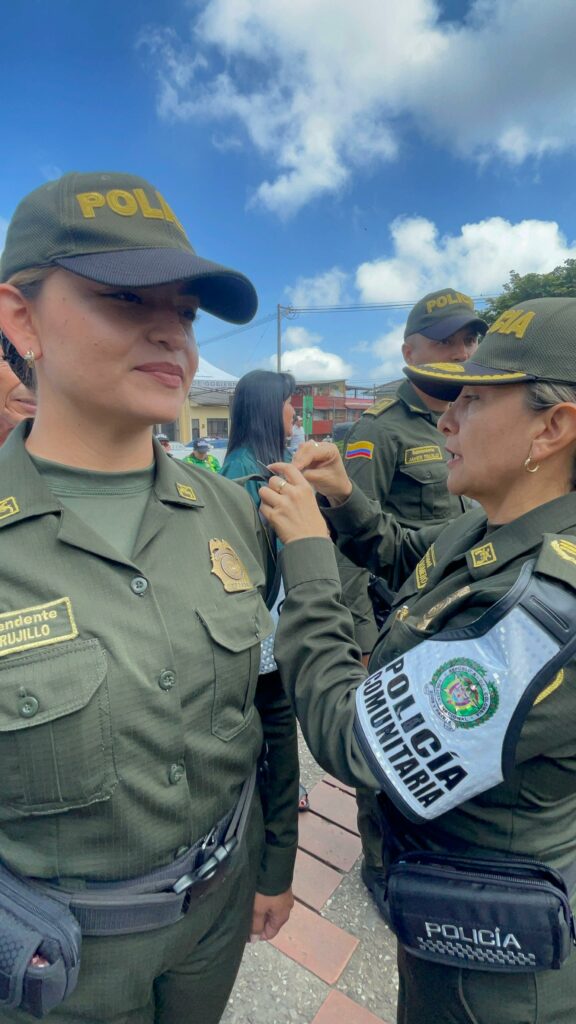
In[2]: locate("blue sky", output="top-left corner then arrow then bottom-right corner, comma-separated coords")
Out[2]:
3,0 -> 576,383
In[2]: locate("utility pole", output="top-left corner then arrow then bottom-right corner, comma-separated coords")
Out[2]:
276,304 -> 282,372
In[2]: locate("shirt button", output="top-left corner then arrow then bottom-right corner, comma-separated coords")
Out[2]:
158,670 -> 176,691
18,696 -> 39,718
168,763 -> 185,785
130,576 -> 148,595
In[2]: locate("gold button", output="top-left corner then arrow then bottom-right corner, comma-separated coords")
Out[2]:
396,605 -> 410,622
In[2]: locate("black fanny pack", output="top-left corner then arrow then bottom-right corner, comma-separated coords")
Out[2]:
0,861 -> 81,1018
387,850 -> 576,973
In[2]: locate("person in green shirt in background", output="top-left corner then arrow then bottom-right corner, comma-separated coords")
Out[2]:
184,437 -> 221,472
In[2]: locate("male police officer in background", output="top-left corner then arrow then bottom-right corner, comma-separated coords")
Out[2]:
339,288 -> 487,914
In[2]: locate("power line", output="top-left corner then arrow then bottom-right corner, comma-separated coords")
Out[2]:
199,296 -> 493,346
198,312 -> 276,347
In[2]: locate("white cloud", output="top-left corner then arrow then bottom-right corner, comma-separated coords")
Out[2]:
283,325 -> 322,348
286,268 -> 349,308
266,323 -> 352,379
356,215 -> 576,302
140,0 -> 576,215
369,324 -> 406,381
272,346 -> 353,381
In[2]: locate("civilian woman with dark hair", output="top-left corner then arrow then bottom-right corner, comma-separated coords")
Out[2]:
222,370 -> 309,810
221,369 -> 296,504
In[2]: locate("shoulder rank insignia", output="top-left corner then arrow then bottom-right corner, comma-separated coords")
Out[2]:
0,497 -> 19,521
209,539 -> 253,592
534,669 -> 564,706
551,538 -> 576,567
345,440 -> 374,460
536,534 -> 576,589
365,396 -> 398,417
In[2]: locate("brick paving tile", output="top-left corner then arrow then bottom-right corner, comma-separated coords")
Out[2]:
311,989 -> 389,1024
298,812 -> 362,872
270,900 -> 358,985
292,848 -> 344,911
308,781 -> 360,835
322,774 -> 356,797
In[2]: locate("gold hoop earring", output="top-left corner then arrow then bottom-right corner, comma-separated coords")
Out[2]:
524,455 -> 540,474
23,350 -> 35,369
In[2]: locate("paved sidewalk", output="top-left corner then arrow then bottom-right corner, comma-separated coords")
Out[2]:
222,742 -> 398,1024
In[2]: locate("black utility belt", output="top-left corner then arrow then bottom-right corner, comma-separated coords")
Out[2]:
0,770 -> 255,1018
387,850 -> 576,973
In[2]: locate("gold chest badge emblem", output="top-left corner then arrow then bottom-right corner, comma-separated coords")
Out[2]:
209,539 -> 252,592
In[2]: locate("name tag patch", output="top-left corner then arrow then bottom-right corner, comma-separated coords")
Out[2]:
404,446 -> 443,465
0,598 -> 78,657
415,545 -> 436,590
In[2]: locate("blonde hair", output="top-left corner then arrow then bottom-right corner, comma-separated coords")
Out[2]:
7,265 -> 57,297
0,267 -> 56,390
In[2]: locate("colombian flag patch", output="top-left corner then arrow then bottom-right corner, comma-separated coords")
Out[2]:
345,441 -> 374,460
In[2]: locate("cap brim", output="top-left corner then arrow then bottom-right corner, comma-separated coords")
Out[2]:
419,314 -> 488,341
55,248 -> 258,325
404,360 -> 534,400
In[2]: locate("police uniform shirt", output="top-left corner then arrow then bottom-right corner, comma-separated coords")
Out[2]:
338,380 -> 468,652
0,422 -> 298,892
275,484 -> 576,875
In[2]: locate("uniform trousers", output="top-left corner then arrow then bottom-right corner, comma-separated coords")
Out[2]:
1,800 -> 265,1024
356,786 -> 384,868
397,944 -> 576,1024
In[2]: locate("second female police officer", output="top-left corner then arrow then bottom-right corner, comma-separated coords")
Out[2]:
261,299 -> 576,1023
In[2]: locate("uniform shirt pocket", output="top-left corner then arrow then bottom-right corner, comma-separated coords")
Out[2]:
0,639 -> 117,819
398,462 -> 450,521
197,590 -> 273,742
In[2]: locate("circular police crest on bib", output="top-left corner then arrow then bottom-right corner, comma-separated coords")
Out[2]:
426,658 -> 499,730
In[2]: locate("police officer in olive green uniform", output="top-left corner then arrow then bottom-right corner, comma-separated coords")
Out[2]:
0,172 -> 298,1023
339,289 -> 487,911
263,298 -> 576,1023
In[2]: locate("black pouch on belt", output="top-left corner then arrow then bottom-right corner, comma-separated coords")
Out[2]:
0,861 -> 81,1018
387,850 -> 576,973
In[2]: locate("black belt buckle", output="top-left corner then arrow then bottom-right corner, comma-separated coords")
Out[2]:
173,837 -> 239,907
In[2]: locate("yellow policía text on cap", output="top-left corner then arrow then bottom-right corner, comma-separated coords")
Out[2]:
488,309 -> 535,339
426,291 -> 473,314
75,189 -> 185,233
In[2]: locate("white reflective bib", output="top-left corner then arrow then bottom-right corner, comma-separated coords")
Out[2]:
354,562 -> 576,822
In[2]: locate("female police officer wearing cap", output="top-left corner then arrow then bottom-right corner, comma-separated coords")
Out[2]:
0,172 -> 298,1023
260,298 -> 576,1023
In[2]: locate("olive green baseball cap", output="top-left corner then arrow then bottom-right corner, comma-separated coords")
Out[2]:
404,287 -> 487,341
0,171 -> 258,324
404,298 -> 576,400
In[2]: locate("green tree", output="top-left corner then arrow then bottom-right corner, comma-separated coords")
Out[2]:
483,259 -> 576,325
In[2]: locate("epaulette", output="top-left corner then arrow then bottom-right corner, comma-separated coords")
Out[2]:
364,396 -> 398,418
535,533 -> 576,590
